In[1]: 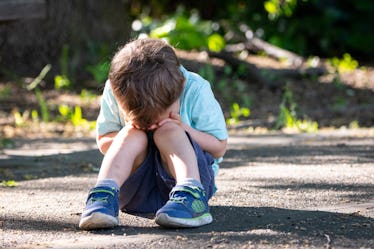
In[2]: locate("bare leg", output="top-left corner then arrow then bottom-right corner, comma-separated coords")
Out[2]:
98,125 -> 148,187
153,122 -> 213,228
153,122 -> 200,183
79,126 -> 148,230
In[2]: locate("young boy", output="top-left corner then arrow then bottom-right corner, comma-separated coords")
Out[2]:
79,38 -> 228,230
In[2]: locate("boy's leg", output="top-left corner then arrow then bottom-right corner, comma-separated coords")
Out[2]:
153,122 -> 213,228
79,126 -> 148,230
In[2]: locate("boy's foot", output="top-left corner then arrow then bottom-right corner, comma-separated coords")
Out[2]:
155,185 -> 212,228
79,186 -> 119,230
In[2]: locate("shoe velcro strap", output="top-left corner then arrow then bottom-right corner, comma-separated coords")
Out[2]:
171,185 -> 204,199
90,188 -> 116,197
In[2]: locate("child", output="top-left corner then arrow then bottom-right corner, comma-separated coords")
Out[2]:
79,38 -> 228,230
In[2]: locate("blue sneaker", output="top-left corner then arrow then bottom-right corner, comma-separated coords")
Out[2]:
155,185 -> 212,228
79,186 -> 119,230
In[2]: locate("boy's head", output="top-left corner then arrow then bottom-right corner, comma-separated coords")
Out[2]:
109,38 -> 185,129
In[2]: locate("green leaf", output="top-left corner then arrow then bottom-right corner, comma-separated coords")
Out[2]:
1,180 -> 18,187
54,75 -> 71,90
208,34 -> 225,52
264,1 -> 278,14
58,104 -> 71,117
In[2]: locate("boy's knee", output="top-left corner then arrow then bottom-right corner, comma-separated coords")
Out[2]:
153,122 -> 184,141
118,125 -> 148,147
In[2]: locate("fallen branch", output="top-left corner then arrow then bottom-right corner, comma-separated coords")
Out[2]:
208,51 -> 326,87
226,25 -> 305,67
249,37 -> 304,66
208,51 -> 276,86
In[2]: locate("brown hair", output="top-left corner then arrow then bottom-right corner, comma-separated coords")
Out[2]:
109,38 -> 185,129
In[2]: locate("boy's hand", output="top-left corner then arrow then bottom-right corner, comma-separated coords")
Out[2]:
157,112 -> 182,127
126,120 -> 142,130
147,112 -> 183,131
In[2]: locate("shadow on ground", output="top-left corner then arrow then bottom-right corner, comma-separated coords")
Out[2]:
0,137 -> 102,181
7,206 -> 372,248
222,143 -> 374,168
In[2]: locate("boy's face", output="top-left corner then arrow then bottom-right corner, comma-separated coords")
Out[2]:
123,100 -> 180,130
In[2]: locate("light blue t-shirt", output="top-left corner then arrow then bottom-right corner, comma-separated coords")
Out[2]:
96,66 -> 228,175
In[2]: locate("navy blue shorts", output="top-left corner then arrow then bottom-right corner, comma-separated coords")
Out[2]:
118,133 -> 215,213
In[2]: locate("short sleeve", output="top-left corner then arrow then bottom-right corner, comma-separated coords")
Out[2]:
190,82 -> 228,140
96,80 -> 125,135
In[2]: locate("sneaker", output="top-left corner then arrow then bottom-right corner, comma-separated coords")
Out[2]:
79,186 -> 119,230
155,185 -> 212,228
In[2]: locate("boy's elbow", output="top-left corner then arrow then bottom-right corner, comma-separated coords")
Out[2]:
212,139 -> 227,158
97,132 -> 118,155
97,139 -> 108,155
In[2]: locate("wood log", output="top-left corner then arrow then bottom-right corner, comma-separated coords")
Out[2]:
226,38 -> 304,67
208,51 -> 327,87
246,37 -> 304,67
208,51 -> 276,86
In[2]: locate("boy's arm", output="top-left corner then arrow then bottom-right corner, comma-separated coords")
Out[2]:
158,112 -> 227,158
183,124 -> 227,158
97,131 -> 118,154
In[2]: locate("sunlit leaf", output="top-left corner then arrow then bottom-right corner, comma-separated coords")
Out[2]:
1,180 -> 17,187
208,34 -> 225,52
264,1 -> 278,14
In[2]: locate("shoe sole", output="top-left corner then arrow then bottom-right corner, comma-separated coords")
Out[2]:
155,213 -> 213,228
79,212 -> 119,230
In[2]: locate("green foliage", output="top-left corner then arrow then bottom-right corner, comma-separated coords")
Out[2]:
132,1 -> 374,59
197,64 -> 252,126
71,106 -> 84,127
80,89 -> 97,102
31,110 -> 39,122
12,109 -> 39,127
275,83 -> 318,132
60,45 -> 69,77
198,64 -> 252,111
84,42 -> 111,85
264,0 -> 298,19
226,103 -> 250,126
35,88 -> 49,122
1,180 -> 17,187
86,61 -> 110,85
26,64 -> 51,122
58,105 -> 96,129
54,45 -> 72,90
0,85 -> 12,99
262,1 -> 374,58
54,75 -> 71,90
349,120 -> 360,129
13,109 -> 29,127
198,64 -> 215,83
330,53 -> 359,73
207,34 -> 226,52
135,7 -> 225,51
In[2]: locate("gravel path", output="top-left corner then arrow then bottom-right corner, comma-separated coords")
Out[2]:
1,129 -> 373,248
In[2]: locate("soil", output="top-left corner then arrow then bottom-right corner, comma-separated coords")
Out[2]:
0,52 -> 374,139
1,130 -> 374,248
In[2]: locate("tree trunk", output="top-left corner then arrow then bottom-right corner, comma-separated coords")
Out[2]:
0,0 -> 131,79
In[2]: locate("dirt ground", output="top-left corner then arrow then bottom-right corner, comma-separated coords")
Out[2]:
1,128 -> 373,249
1,52 -> 374,138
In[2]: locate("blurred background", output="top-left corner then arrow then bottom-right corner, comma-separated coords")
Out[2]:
0,0 -> 373,140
